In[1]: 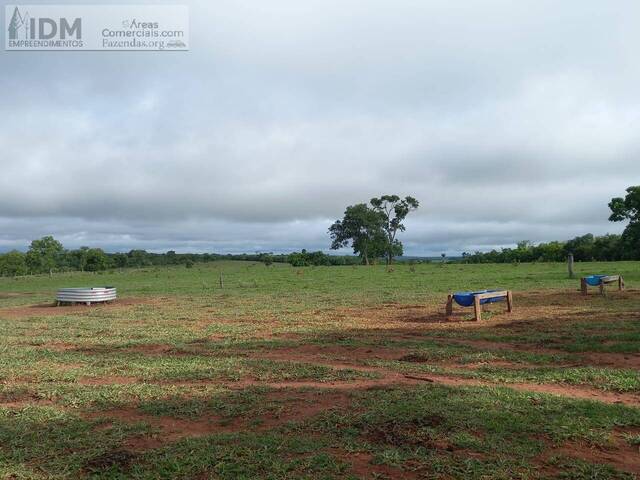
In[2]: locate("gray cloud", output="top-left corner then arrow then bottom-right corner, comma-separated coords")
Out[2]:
0,0 -> 638,255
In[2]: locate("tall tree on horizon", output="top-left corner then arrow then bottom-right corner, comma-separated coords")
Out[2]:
329,203 -> 386,265
370,195 -> 420,265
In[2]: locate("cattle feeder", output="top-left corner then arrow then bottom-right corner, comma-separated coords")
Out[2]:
56,287 -> 117,306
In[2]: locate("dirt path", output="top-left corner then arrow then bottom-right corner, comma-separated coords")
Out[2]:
247,345 -> 640,406
66,369 -> 640,408
431,337 -> 640,370
237,374 -> 640,407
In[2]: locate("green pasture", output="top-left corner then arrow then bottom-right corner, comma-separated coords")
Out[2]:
1,261 -> 639,479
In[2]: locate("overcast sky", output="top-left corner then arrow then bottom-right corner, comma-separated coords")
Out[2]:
1,0 -> 639,256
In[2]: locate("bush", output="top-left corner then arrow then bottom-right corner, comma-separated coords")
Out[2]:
0,250 -> 28,276
288,250 -> 331,267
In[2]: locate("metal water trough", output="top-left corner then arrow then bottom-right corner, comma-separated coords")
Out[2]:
56,287 -> 117,306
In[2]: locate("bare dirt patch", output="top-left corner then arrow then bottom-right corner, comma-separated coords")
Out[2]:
125,343 -> 189,355
258,389 -> 353,428
433,337 -> 567,354
89,407 -> 234,451
550,436 -> 640,474
73,343 -> 196,356
364,414 -> 445,447
329,448 -> 419,479
77,376 -> 141,385
235,367 -> 640,407
226,375 -> 418,391
83,449 -> 137,474
433,337 -> 640,370
0,292 -> 35,300
88,389 -> 354,452
32,342 -> 79,352
254,343 -> 408,369
0,398 -> 59,409
0,297 -> 162,319
419,374 -> 640,407
582,352 -> 640,370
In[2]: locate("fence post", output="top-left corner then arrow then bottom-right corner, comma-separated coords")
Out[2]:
567,253 -> 574,279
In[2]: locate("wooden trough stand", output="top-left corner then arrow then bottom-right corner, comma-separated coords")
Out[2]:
446,290 -> 513,321
581,275 -> 624,296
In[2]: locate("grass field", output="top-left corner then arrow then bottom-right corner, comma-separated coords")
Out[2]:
1,261 -> 639,479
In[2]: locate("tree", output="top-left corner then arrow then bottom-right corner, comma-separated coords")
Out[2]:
329,203 -> 386,265
68,246 -> 90,271
288,249 -> 332,267
564,234 -> 595,262
166,250 -> 178,265
258,253 -> 274,266
0,250 -> 27,276
84,248 -> 110,271
128,249 -> 151,267
25,236 -> 64,274
533,241 -> 564,262
369,195 -> 419,265
609,186 -> 640,259
112,253 -> 128,268
593,234 -> 622,261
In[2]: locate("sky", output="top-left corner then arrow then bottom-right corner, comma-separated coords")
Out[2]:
1,0 -> 640,256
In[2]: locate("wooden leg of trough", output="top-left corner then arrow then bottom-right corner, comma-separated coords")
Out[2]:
445,294 -> 453,318
580,278 -> 587,296
599,282 -> 605,296
473,296 -> 482,321
619,276 -> 625,291
506,291 -> 513,313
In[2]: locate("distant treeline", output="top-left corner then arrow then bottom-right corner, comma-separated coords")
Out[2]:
460,234 -> 638,264
0,237 -> 360,277
0,231 -> 637,277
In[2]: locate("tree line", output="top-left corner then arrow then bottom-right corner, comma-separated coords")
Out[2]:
462,186 -> 640,263
1,187 -> 637,276
460,234 -> 636,264
0,237 -> 359,277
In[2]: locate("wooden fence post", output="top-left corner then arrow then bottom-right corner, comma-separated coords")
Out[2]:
473,296 -> 482,321
446,295 -> 453,317
567,253 -> 574,279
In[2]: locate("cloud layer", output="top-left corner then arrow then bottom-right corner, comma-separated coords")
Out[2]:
1,0 -> 639,255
